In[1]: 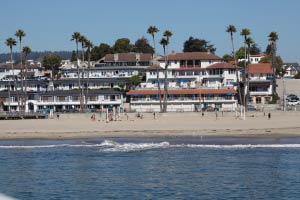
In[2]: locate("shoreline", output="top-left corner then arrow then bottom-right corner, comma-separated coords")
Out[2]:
1,111 -> 300,140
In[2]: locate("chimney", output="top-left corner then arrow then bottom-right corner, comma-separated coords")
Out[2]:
135,53 -> 140,61
113,53 -> 119,61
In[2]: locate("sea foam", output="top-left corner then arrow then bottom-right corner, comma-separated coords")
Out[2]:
1,140 -> 300,151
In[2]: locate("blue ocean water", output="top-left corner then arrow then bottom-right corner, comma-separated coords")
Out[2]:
1,137 -> 300,200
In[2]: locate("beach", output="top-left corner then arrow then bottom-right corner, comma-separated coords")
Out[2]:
0,111 -> 300,139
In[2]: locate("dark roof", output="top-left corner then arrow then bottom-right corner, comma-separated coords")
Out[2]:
100,53 -> 152,62
159,52 -> 222,61
283,63 -> 300,70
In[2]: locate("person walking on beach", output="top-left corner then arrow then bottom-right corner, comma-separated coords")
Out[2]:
215,111 -> 218,120
153,112 -> 156,120
268,113 -> 271,120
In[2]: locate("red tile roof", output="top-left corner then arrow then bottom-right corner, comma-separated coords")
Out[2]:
159,52 -> 222,61
127,88 -> 236,95
248,63 -> 272,74
206,62 -> 241,69
102,53 -> 152,62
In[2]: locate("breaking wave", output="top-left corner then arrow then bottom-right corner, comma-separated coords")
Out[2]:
1,140 -> 300,151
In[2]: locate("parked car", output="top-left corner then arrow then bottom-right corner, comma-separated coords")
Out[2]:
287,99 -> 300,106
286,94 -> 299,101
247,105 -> 257,111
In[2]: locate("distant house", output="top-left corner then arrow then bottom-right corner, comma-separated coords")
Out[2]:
247,63 -> 273,104
282,63 -> 300,78
238,54 -> 265,64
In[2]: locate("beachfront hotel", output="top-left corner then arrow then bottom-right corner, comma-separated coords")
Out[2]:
127,52 -> 240,112
0,53 -> 154,112
0,51 -> 275,113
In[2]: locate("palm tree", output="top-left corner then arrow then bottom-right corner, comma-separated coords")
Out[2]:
240,28 -> 251,63
147,26 -> 162,112
268,31 -> 279,95
226,25 -> 242,106
71,32 -> 84,112
160,37 -> 169,113
84,39 -> 93,110
15,29 -> 26,112
23,46 -> 31,110
240,28 -> 251,107
5,38 -> 17,112
78,35 -> 87,66
163,30 -> 172,54
147,26 -> 159,56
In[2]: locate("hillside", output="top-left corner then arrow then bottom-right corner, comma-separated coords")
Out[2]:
0,51 -> 72,63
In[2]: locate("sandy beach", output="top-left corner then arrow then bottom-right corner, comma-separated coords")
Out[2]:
0,111 -> 300,140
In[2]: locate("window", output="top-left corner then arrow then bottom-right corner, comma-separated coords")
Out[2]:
226,79 -> 234,85
229,69 -> 235,74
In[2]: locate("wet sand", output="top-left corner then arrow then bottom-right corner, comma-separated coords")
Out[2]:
0,111 -> 300,140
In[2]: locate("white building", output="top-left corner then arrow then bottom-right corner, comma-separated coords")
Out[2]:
127,52 -> 240,112
248,63 -> 273,104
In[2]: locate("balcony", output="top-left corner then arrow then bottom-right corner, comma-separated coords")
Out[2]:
179,65 -> 201,68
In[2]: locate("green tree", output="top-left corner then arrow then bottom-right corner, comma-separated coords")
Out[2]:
5,37 -> 17,112
112,38 -> 132,53
235,47 -> 246,60
249,43 -> 261,55
90,43 -> 112,61
42,54 -> 62,79
183,36 -> 216,53
129,74 -> 142,88
70,50 -> 77,62
223,54 -> 233,62
132,37 -> 154,53
265,44 -> 272,55
268,31 -> 279,94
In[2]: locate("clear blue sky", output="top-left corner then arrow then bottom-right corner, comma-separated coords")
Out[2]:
0,0 -> 299,62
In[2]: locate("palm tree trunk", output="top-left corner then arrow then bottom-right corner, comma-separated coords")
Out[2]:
10,48 -> 19,112
163,47 -> 168,113
151,35 -> 162,112
157,68 -> 162,112
271,43 -> 277,95
85,50 -> 91,111
24,56 -> 28,112
19,40 -> 25,113
76,42 -> 83,112
230,34 -> 242,106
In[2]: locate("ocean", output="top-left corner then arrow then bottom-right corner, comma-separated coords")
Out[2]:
1,137 -> 300,199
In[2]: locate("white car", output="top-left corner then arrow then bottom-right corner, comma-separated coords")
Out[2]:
287,99 -> 300,106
